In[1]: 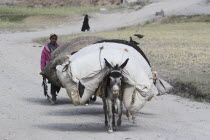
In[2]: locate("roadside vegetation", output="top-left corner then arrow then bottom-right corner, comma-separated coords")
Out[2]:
160,14 -> 210,23
35,15 -> 210,102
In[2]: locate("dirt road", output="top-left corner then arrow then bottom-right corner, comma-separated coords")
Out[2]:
0,0 -> 210,139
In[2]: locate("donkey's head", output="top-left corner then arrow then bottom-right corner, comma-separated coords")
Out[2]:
104,58 -> 129,98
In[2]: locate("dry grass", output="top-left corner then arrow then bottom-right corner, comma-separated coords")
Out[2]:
34,19 -> 210,102
0,5 -> 118,16
160,15 -> 210,23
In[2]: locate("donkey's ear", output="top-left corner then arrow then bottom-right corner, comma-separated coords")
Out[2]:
104,58 -> 113,69
120,58 -> 129,69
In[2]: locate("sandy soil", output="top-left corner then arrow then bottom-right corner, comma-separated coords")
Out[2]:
0,0 -> 210,140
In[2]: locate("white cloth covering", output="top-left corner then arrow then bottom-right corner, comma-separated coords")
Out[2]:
57,42 -> 159,112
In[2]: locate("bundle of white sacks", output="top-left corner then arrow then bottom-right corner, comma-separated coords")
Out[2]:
56,42 -> 172,112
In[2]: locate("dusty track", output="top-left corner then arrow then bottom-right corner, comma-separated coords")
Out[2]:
0,0 -> 210,139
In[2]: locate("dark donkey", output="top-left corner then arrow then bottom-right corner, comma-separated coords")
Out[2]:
103,58 -> 129,133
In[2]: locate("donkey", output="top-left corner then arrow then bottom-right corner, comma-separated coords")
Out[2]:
102,58 -> 129,133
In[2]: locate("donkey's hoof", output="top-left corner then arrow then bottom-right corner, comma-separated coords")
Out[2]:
108,129 -> 113,133
117,120 -> 121,126
113,125 -> 117,131
132,120 -> 136,124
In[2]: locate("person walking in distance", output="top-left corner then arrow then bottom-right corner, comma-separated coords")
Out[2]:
81,15 -> 90,32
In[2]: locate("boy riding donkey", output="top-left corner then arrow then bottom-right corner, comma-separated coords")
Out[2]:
40,34 -> 60,105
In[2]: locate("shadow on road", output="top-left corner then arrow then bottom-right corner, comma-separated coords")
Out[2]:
23,97 -> 72,106
45,107 -> 104,116
36,122 -> 135,132
24,96 -> 103,106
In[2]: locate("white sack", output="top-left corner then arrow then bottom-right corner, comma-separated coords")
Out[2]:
57,42 -> 159,112
70,42 -> 152,91
155,78 -> 173,95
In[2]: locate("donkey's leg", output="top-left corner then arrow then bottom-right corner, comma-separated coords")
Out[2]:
117,99 -> 122,126
112,104 -> 116,127
126,110 -> 130,121
102,98 -> 108,126
107,99 -> 113,133
131,111 -> 136,124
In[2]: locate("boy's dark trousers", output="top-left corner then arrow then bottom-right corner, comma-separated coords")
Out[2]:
51,83 -> 60,101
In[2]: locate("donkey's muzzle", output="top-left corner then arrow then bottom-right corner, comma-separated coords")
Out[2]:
112,91 -> 119,99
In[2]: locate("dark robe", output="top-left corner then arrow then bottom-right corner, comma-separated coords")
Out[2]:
81,15 -> 90,32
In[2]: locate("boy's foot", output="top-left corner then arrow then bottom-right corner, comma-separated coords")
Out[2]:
50,99 -> 57,105
51,96 -> 57,105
